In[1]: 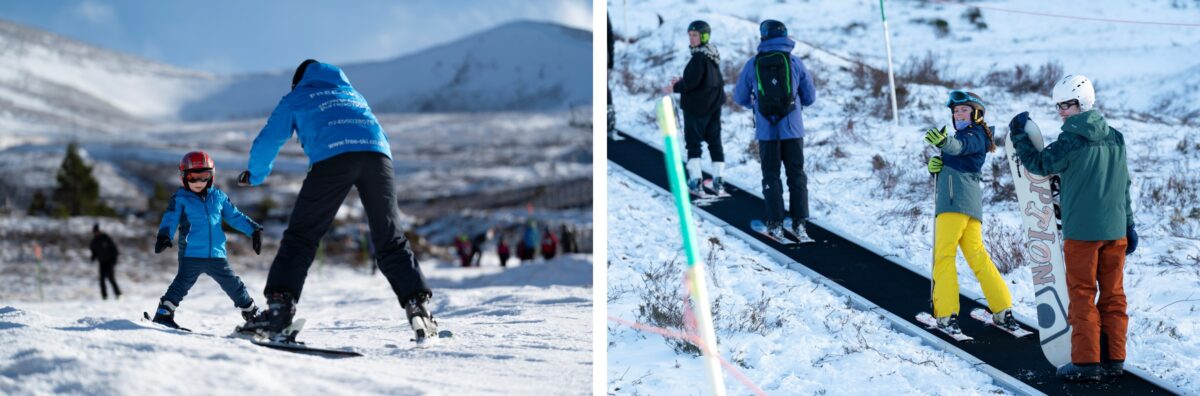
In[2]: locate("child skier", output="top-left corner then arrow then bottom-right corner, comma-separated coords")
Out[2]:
667,20 -> 726,196
923,91 -> 1020,336
151,151 -> 263,330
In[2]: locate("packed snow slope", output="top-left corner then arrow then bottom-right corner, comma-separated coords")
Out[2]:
0,255 -> 593,395
609,0 -> 1200,393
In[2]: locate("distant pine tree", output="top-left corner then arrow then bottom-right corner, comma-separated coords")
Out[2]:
50,142 -> 113,218
27,190 -> 50,216
146,182 -> 170,218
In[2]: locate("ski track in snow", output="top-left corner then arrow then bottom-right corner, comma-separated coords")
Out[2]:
0,256 -> 593,395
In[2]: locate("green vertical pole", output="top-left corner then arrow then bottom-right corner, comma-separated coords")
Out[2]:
656,95 -> 727,396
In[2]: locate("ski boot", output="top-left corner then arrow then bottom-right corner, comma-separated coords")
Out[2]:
790,218 -> 814,243
766,221 -> 786,241
237,292 -> 296,342
239,300 -> 260,323
1057,363 -> 1102,382
1101,361 -> 1124,377
151,299 -> 182,329
712,177 -> 725,195
404,292 -> 439,344
687,178 -> 706,198
992,309 -> 1021,333
936,314 -> 963,336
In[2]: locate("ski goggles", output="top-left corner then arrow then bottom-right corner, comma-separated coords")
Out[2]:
1056,99 -> 1080,111
184,170 -> 213,183
946,90 -> 984,108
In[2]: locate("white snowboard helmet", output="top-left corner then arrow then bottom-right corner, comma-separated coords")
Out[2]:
1052,75 -> 1095,112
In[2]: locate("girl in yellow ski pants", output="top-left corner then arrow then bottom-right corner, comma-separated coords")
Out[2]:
932,212 -> 1013,317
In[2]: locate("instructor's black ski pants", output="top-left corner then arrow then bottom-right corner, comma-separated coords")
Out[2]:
265,151 -> 429,303
759,137 -> 808,224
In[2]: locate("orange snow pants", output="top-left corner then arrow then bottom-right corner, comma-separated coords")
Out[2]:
1064,238 -> 1129,364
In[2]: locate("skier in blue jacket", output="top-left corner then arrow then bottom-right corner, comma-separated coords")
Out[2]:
733,20 -> 817,241
236,60 -> 436,342
151,151 -> 263,330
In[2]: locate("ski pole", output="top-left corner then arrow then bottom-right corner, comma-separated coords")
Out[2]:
656,95 -> 727,396
880,0 -> 900,126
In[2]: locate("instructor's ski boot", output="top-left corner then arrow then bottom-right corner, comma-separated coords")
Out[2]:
238,292 -> 296,341
992,309 -> 1021,332
404,292 -> 439,343
151,299 -> 182,329
936,314 -> 963,336
1057,363 -> 1102,382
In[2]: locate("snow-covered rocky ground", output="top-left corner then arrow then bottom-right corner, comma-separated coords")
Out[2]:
609,0 -> 1200,393
0,250 -> 593,395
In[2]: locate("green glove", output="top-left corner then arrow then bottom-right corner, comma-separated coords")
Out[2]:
927,155 -> 943,175
924,126 -> 948,148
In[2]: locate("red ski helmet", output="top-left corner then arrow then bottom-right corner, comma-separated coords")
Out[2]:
179,151 -> 215,189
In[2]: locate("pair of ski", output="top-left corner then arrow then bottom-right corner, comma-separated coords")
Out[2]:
749,218 -> 816,245
914,309 -> 1034,342
690,179 -> 731,206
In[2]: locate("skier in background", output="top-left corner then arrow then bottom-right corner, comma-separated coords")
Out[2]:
455,234 -> 472,268
732,20 -> 817,242
518,221 -> 539,262
541,226 -> 558,260
667,20 -> 726,196
497,235 -> 511,267
1009,75 -> 1135,382
89,223 -> 121,300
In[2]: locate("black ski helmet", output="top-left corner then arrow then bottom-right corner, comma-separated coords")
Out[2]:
292,59 -> 319,90
760,20 -> 787,41
687,20 -> 711,44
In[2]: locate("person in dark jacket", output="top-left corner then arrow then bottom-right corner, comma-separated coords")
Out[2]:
90,223 -> 121,300
668,20 -> 726,195
237,59 -> 436,342
497,236 -> 511,268
470,230 -> 489,267
1010,75 -> 1134,381
541,227 -> 559,260
732,20 -> 817,241
152,151 -> 263,330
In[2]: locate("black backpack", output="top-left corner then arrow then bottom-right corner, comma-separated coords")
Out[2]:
754,51 -> 796,124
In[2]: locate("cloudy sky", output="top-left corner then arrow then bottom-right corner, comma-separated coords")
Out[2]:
0,0 -> 593,74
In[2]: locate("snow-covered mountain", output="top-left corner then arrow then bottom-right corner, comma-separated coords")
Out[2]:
182,20 -> 593,120
0,19 -> 592,133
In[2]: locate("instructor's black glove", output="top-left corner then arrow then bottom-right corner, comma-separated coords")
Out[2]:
252,229 -> 262,255
1009,111 -> 1031,136
154,235 -> 173,254
1126,225 -> 1138,255
237,171 -> 252,187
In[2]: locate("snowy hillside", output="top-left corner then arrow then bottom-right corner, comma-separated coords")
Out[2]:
0,18 -> 591,134
182,21 -> 593,120
609,0 -> 1200,393
0,251 -> 593,395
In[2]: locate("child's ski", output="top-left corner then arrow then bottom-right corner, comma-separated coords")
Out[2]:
915,312 -> 973,342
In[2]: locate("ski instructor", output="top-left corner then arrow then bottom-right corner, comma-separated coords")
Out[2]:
236,59 -> 438,342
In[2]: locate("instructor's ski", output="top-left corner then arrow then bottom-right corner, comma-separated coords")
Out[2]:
245,319 -> 363,358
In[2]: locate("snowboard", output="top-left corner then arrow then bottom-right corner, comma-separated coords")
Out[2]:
915,312 -> 973,342
750,220 -> 799,246
969,308 -> 1034,338
142,311 -> 192,332
1005,117 -> 1072,367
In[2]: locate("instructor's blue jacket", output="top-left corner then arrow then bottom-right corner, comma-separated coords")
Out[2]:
157,186 -> 260,259
246,62 -> 392,185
